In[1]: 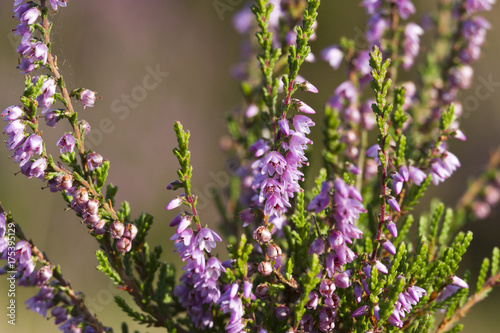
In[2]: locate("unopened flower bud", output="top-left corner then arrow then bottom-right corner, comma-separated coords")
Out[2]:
382,240 -> 396,255
386,220 -> 398,238
124,224 -> 138,240
35,266 -> 52,285
166,196 -> 183,210
334,272 -> 351,289
266,244 -> 282,260
60,174 -> 73,190
86,199 -> 99,216
166,180 -> 183,190
86,152 -> 103,171
275,305 -> 289,321
258,261 -> 273,276
255,284 -> 269,298
110,221 -> 125,239
253,226 -> 272,243
116,237 -> 132,254
306,291 -> 319,310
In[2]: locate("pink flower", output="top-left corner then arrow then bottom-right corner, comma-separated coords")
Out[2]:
80,89 -> 96,109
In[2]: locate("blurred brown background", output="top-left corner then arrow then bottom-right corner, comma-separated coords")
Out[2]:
0,1 -> 498,332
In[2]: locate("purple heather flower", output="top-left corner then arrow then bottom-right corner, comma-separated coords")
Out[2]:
79,120 -> 91,135
51,307 -> 69,325
25,286 -> 54,318
330,81 -> 357,109
375,260 -> 388,274
306,291 -> 319,310
110,221 -> 125,239
402,23 -> 424,70
466,0 -> 495,13
245,104 -> 258,118
449,65 -> 474,89
166,196 -> 183,210
45,110 -> 59,127
275,305 -> 289,321
392,172 -> 405,195
430,147 -> 461,185
408,166 -> 427,186
321,46 -> 343,69
5,120 -> 26,151
116,237 -> 132,254
278,118 -> 290,136
292,99 -> 316,114
308,238 -> 325,255
318,307 -> 336,332
80,89 -> 96,109
352,305 -> 370,317
387,196 -> 401,212
255,284 -> 269,298
239,208 -> 255,227
258,261 -> 273,276
296,75 -> 319,93
2,105 -> 23,121
386,219 -> 398,238
35,266 -> 53,286
362,0 -> 381,15
388,284 -> 426,327
334,272 -> 351,288
253,226 -> 272,243
50,0 -> 68,11
56,133 -> 76,154
20,6 -> 40,25
37,78 -> 57,113
262,151 -> 287,176
123,224 -> 138,240
293,115 -> 315,135
233,6 -> 253,34
450,275 -> 469,289
307,180 -> 333,212
266,243 -> 282,260
249,139 -> 270,157
243,280 -> 252,299
382,239 -> 397,255
394,0 -> 416,19
217,283 -> 245,333
196,227 -> 222,253
366,14 -> 388,44
86,152 -> 103,171
29,157 -> 47,178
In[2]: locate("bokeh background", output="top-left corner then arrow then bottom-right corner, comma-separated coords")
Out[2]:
0,1 -> 499,332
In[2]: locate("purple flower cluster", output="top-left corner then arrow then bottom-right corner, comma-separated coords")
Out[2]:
388,285 -> 427,327
13,2 -> 45,74
303,179 -> 365,331
251,112 -> 315,218
2,103 -> 47,179
430,144 -> 461,185
436,275 -> 469,303
168,209 -> 225,328
217,283 -> 246,333
402,23 -> 424,70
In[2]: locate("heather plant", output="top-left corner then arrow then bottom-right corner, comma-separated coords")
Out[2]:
1,0 -> 500,332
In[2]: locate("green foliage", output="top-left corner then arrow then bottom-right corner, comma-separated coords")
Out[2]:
95,250 -> 121,285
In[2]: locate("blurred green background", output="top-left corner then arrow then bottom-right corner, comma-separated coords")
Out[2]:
0,1 -> 499,332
